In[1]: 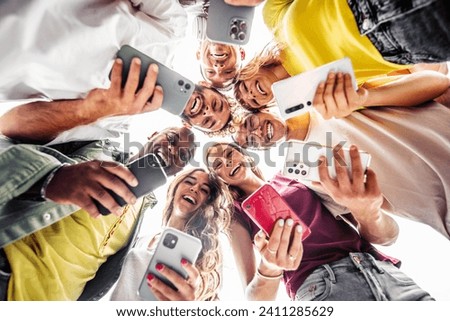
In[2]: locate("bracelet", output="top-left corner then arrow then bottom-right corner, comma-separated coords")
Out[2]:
40,163 -> 68,201
256,268 -> 283,280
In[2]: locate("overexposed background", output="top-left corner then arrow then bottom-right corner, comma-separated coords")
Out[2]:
120,4 -> 450,301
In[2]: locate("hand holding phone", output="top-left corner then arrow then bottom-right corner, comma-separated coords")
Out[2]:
282,142 -> 371,182
138,227 -> 202,301
95,153 -> 167,215
242,184 -> 311,240
113,45 -> 194,116
206,0 -> 255,45
272,58 -> 357,120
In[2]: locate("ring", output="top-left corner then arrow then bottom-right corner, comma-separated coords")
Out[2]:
288,255 -> 296,260
267,248 -> 277,254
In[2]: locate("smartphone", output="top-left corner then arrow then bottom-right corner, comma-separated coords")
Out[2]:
206,0 -> 255,45
96,153 -> 167,215
282,141 -> 371,182
113,45 -> 195,116
138,227 -> 202,300
242,184 -> 311,240
272,57 -> 357,120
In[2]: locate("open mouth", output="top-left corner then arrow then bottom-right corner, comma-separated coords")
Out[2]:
265,122 -> 274,141
212,52 -> 228,60
154,151 -> 168,168
230,163 -> 241,177
256,81 -> 266,95
182,195 -> 196,205
189,96 -> 202,116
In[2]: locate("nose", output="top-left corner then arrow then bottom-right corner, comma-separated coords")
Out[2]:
213,62 -> 224,71
190,184 -> 199,193
252,126 -> 263,138
202,105 -> 212,116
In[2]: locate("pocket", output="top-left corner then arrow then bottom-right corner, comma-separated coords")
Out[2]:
295,271 -> 332,301
378,262 -> 416,285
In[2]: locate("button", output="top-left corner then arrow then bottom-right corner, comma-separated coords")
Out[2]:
362,18 -> 371,30
43,213 -> 52,221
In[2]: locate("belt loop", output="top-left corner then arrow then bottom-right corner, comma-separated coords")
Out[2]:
366,253 -> 385,274
323,264 -> 336,284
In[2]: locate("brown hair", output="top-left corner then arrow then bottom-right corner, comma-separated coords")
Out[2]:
162,168 -> 232,300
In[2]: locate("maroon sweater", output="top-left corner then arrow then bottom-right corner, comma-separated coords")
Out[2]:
234,173 -> 399,299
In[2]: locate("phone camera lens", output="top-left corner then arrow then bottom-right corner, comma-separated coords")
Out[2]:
295,169 -> 300,175
288,168 -> 293,173
307,101 -> 312,106
163,233 -> 178,249
178,80 -> 184,86
239,21 -> 247,31
230,26 -> 239,35
184,83 -> 191,90
301,170 -> 307,176
238,32 -> 246,41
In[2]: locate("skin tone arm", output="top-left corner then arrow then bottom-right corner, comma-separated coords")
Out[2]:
313,145 -> 399,246
230,218 -> 303,300
314,70 -> 449,119
0,58 -> 163,143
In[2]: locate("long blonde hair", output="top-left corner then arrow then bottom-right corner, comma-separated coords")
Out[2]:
162,168 -> 232,300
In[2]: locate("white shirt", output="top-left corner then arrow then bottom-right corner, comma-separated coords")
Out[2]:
0,0 -> 187,144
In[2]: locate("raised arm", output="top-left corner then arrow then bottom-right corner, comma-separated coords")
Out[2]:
314,145 -> 399,246
313,70 -> 449,119
0,59 -> 162,143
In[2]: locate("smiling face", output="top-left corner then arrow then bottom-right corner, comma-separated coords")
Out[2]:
206,144 -> 254,186
172,170 -> 212,219
198,40 -> 242,89
235,67 -> 278,109
232,110 -> 286,149
182,85 -> 232,132
136,126 -> 196,177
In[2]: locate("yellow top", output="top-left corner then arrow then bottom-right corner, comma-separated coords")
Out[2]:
263,0 -> 410,85
4,200 -> 143,300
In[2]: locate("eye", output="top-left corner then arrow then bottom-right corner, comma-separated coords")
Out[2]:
212,159 -> 223,170
184,178 -> 194,185
201,187 -> 210,195
167,133 -> 176,146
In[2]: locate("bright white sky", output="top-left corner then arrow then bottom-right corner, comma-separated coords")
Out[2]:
126,4 -> 450,301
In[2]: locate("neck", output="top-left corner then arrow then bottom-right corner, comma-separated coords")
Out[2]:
166,214 -> 187,231
239,175 -> 266,197
285,112 -> 311,141
272,64 -> 290,81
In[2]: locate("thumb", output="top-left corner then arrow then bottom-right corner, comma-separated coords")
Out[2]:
253,230 -> 267,253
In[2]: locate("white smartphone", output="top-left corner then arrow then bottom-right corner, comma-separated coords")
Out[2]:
282,141 -> 371,182
138,227 -> 202,301
96,153 -> 167,215
272,57 -> 357,120
114,45 -> 195,116
206,0 -> 255,45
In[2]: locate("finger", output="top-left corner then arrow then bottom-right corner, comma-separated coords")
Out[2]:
266,219 -> 285,255
101,162 -> 138,187
323,72 -> 338,119
124,57 -> 142,95
254,230 -> 268,253
94,167 -> 137,205
136,64 -> 158,107
344,73 -> 358,103
333,145 -> 351,187
181,259 -> 201,288
317,155 -> 337,192
277,218 -> 295,257
77,196 -> 101,218
155,263 -> 189,293
288,225 -> 304,269
147,275 -> 176,301
143,85 -> 164,113
365,168 -> 381,195
87,182 -> 124,216
349,145 -> 364,188
334,73 -> 349,113
110,58 -> 124,93
313,82 -> 327,117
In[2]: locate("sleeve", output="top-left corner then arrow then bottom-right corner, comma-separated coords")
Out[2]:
262,0 -> 294,32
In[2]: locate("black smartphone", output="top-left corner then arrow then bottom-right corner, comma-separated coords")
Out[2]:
96,153 -> 167,215
113,45 -> 195,116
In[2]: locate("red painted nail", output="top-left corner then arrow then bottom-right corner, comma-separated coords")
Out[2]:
181,258 -> 188,265
155,263 -> 164,271
147,274 -> 154,282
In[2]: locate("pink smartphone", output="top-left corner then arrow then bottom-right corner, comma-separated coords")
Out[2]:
242,184 -> 311,240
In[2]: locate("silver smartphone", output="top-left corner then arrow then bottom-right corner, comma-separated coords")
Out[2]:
206,0 -> 255,45
114,45 -> 195,116
97,153 -> 167,215
138,227 -> 202,300
272,57 -> 357,120
282,141 -> 371,182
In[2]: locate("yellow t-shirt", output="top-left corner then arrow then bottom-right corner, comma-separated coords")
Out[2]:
4,200 -> 143,300
263,0 -> 411,85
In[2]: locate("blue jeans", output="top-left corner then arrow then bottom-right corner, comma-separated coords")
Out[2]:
295,252 -> 434,301
347,0 -> 450,64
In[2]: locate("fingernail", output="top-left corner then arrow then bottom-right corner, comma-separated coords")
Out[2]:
115,207 -> 122,215
181,258 -> 188,266
286,219 -> 294,226
296,225 -> 303,233
350,145 -> 357,151
151,64 -> 158,72
147,274 -> 154,282
155,263 -> 164,271
130,196 -> 137,204
278,219 -> 285,227
131,178 -> 138,186
133,57 -> 141,65
257,230 -> 265,237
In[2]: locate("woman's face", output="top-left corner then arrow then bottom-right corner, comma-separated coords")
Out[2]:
172,171 -> 212,218
207,144 -> 253,186
237,67 -> 278,109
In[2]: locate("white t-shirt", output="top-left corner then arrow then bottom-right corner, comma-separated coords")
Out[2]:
0,0 -> 187,144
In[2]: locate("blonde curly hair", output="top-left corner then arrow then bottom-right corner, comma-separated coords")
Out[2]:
161,168 -> 232,301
